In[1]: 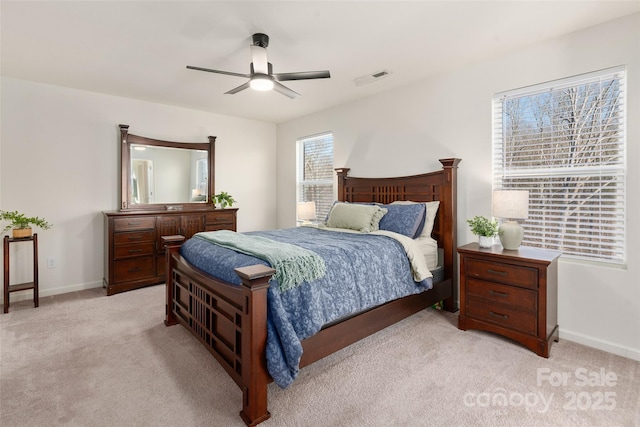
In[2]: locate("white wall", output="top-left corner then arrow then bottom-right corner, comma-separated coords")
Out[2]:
0,78 -> 277,298
277,14 -> 640,360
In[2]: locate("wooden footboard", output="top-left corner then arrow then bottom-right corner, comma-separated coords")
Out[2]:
163,158 -> 460,426
164,237 -> 275,426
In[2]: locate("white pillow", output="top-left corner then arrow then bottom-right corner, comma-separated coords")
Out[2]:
391,200 -> 440,239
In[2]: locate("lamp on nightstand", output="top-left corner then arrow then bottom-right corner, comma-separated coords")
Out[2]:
297,201 -> 316,225
493,190 -> 529,250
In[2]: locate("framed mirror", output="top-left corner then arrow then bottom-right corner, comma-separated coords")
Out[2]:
119,124 -> 215,211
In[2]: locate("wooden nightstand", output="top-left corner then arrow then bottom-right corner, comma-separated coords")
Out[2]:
457,243 -> 560,357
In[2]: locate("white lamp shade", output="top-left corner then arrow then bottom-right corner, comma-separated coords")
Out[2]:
297,201 -> 316,221
493,190 -> 529,220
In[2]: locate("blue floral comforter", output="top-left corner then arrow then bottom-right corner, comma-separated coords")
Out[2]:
179,226 -> 433,388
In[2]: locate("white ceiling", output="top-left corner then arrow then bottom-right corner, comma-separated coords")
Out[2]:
2,1 -> 638,124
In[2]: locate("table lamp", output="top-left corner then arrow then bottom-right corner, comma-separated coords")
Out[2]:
297,201 -> 316,225
492,190 -> 529,250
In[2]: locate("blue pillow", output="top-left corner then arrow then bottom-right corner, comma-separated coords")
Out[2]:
375,203 -> 426,238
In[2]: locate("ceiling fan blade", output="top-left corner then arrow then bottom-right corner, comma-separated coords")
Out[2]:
186,65 -> 250,79
273,70 -> 331,81
272,81 -> 300,99
250,45 -> 269,74
225,81 -> 251,95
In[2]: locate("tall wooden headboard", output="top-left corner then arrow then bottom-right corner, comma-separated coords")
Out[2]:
335,158 -> 461,310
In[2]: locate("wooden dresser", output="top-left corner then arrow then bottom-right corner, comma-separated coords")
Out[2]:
457,242 -> 560,357
103,208 -> 237,295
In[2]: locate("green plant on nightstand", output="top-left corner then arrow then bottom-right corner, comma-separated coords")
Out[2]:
211,191 -> 236,209
467,215 -> 499,237
0,210 -> 52,239
467,215 -> 499,248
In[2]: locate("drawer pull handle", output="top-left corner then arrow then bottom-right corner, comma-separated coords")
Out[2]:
488,290 -> 509,297
128,236 -> 143,241
487,269 -> 507,276
128,249 -> 143,254
489,311 -> 509,320
127,222 -> 141,226
128,267 -> 142,273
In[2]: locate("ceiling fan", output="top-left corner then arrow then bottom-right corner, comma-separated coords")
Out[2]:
186,33 -> 330,99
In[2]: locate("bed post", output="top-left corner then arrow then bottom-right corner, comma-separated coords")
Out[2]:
235,265 -> 275,427
208,135 -> 216,206
335,168 -> 351,201
438,158 -> 461,312
162,235 -> 185,326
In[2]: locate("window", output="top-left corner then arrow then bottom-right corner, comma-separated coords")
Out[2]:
492,67 -> 626,264
297,132 -> 334,221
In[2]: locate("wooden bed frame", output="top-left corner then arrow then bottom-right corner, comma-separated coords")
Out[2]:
163,158 -> 460,426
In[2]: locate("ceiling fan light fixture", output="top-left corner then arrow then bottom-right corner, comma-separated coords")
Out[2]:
249,75 -> 274,91
187,33 -> 330,97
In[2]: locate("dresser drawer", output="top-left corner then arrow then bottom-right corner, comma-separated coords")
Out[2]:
113,216 -> 156,231
114,242 -> 155,259
205,210 -> 235,223
113,257 -> 155,282
466,258 -> 538,289
467,278 -> 537,312
467,297 -> 537,335
204,223 -> 235,232
114,230 -> 155,245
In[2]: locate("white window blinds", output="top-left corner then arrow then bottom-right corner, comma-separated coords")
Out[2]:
492,66 -> 626,264
297,132 -> 334,221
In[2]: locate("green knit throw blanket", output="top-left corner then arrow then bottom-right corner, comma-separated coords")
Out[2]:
194,230 -> 326,291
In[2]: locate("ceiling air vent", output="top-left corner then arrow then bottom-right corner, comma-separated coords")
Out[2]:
354,70 -> 392,87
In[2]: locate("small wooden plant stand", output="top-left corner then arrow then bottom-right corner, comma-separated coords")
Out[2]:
3,233 -> 39,313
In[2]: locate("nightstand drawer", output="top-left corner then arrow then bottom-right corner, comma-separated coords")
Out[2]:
467,297 -> 537,335
114,230 -> 155,245
467,278 -> 537,312
466,258 -> 538,289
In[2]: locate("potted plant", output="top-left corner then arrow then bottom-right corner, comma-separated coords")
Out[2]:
211,191 -> 236,209
0,210 -> 52,239
467,215 -> 499,248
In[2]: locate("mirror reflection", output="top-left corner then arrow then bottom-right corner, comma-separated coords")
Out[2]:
130,144 -> 208,205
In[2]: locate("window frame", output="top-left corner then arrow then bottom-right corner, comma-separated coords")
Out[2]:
296,132 -> 334,222
492,66 -> 626,265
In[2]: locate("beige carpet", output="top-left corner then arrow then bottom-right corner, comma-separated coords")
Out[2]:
1,285 -> 638,427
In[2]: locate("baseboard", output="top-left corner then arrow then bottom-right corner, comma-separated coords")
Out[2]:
1,280 -> 103,304
560,329 -> 640,362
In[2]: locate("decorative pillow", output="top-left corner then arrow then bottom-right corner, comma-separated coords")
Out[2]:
374,203 -> 426,238
326,203 -> 387,233
392,200 -> 440,239
324,200 -> 340,223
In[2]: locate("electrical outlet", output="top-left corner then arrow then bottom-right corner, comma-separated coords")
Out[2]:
47,257 -> 57,269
